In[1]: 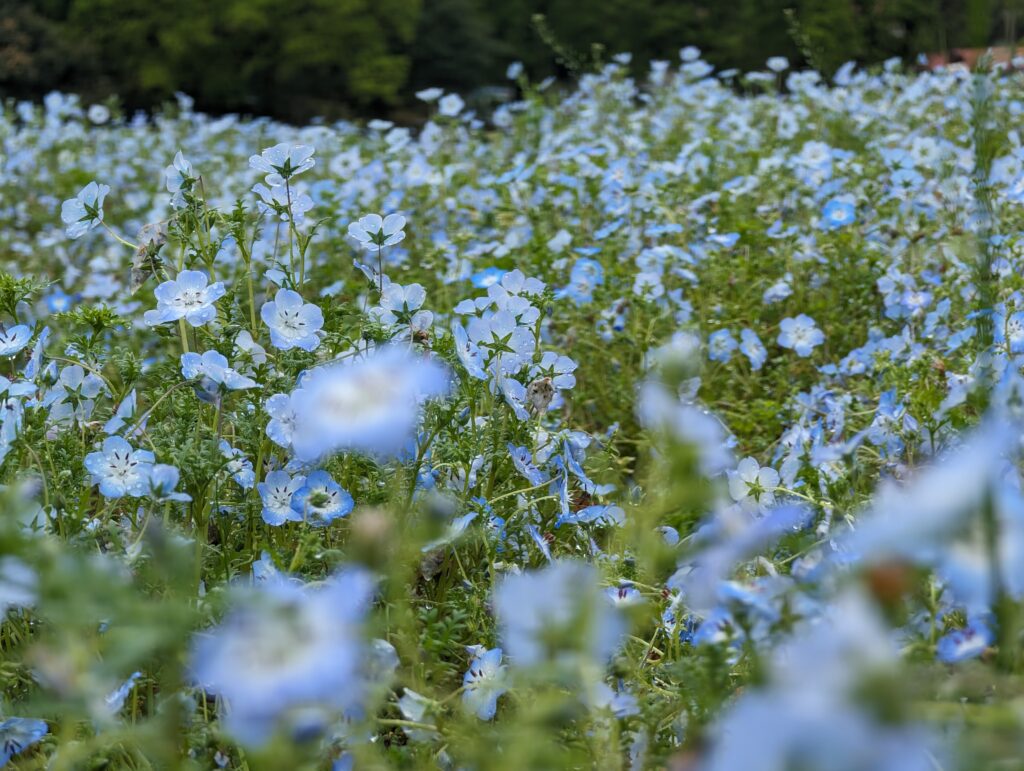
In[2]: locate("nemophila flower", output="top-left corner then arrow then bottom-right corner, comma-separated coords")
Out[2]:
181,351 -> 257,393
371,283 -> 433,338
44,288 -> 76,314
84,436 -> 155,498
415,87 -> 443,102
728,457 -> 780,513
103,671 -> 142,718
606,583 -> 643,607
189,569 -> 372,747
529,351 -> 577,392
739,328 -> 767,370
766,56 -> 789,72
453,323 -> 487,380
289,346 -> 451,461
165,150 -> 194,208
147,464 -> 191,503
637,380 -> 733,476
462,646 -> 507,720
0,718 -> 48,766
219,441 -> 255,490
708,329 -> 737,363
438,93 -> 464,117
555,504 -> 625,528
777,314 -> 824,357
508,444 -> 547,485
995,310 -> 1024,353
0,324 -> 31,357
821,196 -> 856,229
143,270 -> 226,327
61,181 -> 110,239
291,470 -> 353,526
104,389 -> 137,435
265,393 -> 297,449
471,267 -> 505,288
347,213 -> 406,250
258,470 -> 305,526
494,560 -> 626,669
466,310 -> 535,375
252,182 -> 314,223
44,364 -> 104,425
249,142 -> 315,187
561,258 -> 604,304
0,556 -> 36,613
632,271 -> 664,300
936,618 -> 992,663
261,289 -> 323,352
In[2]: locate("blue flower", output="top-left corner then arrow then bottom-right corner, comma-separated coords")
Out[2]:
165,150 -> 194,208
371,283 -> 432,336
508,444 -> 547,485
0,325 -> 32,357
143,270 -> 226,327
248,143 -> 315,187
438,93 -> 465,117
739,328 -> 767,370
257,470 -> 305,526
219,441 -> 255,489
470,267 -> 505,288
777,314 -> 824,357
708,329 -> 738,363
147,464 -> 191,502
347,213 -> 406,250
181,351 -> 257,394
84,436 -> 155,498
936,618 -> 992,663
821,197 -> 856,230
995,311 -> 1024,354
494,561 -> 625,668
291,470 -> 354,526
0,717 -> 48,766
61,181 -> 110,239
261,289 -> 323,352
289,346 -> 451,461
555,504 -> 625,528
188,569 -> 372,747
462,646 -> 507,720
264,393 -> 297,449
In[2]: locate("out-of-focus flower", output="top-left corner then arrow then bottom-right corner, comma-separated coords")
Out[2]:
494,560 -> 625,669
189,569 -> 372,746
289,346 -> 450,461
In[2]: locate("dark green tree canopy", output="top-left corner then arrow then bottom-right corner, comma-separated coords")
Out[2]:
0,0 -> 1011,122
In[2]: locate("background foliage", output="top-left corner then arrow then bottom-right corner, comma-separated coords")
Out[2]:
0,0 -> 1020,121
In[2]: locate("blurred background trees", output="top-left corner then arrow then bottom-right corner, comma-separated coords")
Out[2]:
0,0 -> 1017,122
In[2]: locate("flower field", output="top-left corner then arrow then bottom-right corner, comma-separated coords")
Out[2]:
3,52 -> 1024,769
